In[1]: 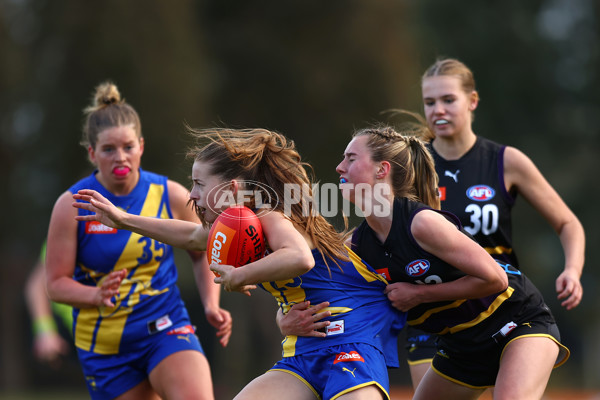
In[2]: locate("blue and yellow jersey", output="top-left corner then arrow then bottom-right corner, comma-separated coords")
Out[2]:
259,247 -> 405,368
70,169 -> 185,354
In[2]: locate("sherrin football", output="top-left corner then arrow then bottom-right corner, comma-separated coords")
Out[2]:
207,206 -> 266,271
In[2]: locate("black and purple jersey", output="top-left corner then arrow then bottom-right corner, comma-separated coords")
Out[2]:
430,137 -> 519,268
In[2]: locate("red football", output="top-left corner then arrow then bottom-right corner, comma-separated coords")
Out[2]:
207,206 -> 266,270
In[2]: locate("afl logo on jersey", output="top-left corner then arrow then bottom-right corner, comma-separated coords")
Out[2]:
405,259 -> 430,277
466,185 -> 495,201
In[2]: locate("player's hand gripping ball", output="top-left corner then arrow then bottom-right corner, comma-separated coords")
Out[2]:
207,206 -> 266,276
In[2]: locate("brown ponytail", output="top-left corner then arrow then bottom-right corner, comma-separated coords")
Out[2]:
186,127 -> 350,264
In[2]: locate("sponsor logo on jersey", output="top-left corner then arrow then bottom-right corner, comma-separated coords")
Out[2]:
466,185 -> 495,201
375,267 -> 390,280
326,320 -> 345,336
177,335 -> 191,343
333,351 -> 365,364
85,221 -> 117,234
444,169 -> 460,183
167,325 -> 195,335
405,259 -> 430,277
438,186 -> 446,201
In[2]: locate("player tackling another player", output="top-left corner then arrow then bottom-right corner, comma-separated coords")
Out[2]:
73,127 -> 406,400
334,126 -> 569,399
278,57 -> 585,399
66,64 -> 583,398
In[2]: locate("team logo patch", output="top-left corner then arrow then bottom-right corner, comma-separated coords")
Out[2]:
466,185 -> 495,201
333,351 -> 365,364
405,259 -> 430,277
85,221 -> 117,234
376,268 -> 390,280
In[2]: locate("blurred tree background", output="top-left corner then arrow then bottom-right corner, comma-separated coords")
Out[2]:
0,0 -> 598,398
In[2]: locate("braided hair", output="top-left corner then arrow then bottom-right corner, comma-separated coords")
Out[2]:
353,123 -> 440,209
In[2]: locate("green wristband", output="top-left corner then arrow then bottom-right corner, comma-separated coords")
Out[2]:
33,316 -> 58,336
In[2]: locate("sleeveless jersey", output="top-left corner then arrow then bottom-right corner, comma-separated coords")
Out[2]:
351,198 -> 545,337
259,247 -> 406,368
70,169 -> 187,354
429,137 -> 519,267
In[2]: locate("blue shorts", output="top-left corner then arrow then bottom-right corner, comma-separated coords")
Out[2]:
77,323 -> 204,400
270,343 -> 390,400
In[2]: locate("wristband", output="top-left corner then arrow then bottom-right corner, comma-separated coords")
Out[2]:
33,316 -> 58,336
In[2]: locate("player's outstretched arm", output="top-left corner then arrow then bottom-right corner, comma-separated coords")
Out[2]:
73,189 -> 208,251
167,180 -> 233,347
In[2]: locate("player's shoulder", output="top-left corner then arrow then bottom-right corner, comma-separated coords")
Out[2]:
503,145 -> 535,171
68,171 -> 96,193
476,136 -> 506,154
166,178 -> 189,194
138,169 -> 187,200
139,168 -> 168,184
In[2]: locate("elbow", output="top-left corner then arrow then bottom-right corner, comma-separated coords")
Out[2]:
296,251 -> 315,274
46,286 -> 57,302
45,279 -> 61,303
494,273 -> 509,294
187,239 -> 206,252
191,225 -> 209,251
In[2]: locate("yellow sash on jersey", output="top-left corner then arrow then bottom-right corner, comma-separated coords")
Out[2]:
75,183 -> 170,354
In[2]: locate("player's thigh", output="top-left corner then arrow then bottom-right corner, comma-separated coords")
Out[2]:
409,362 -> 431,389
149,350 -> 214,400
114,379 -> 161,400
336,384 -> 385,400
234,370 -> 317,400
413,367 -> 483,400
494,336 -> 558,400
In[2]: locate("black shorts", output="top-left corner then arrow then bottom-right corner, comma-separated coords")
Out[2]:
431,289 -> 570,388
404,325 -> 437,364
